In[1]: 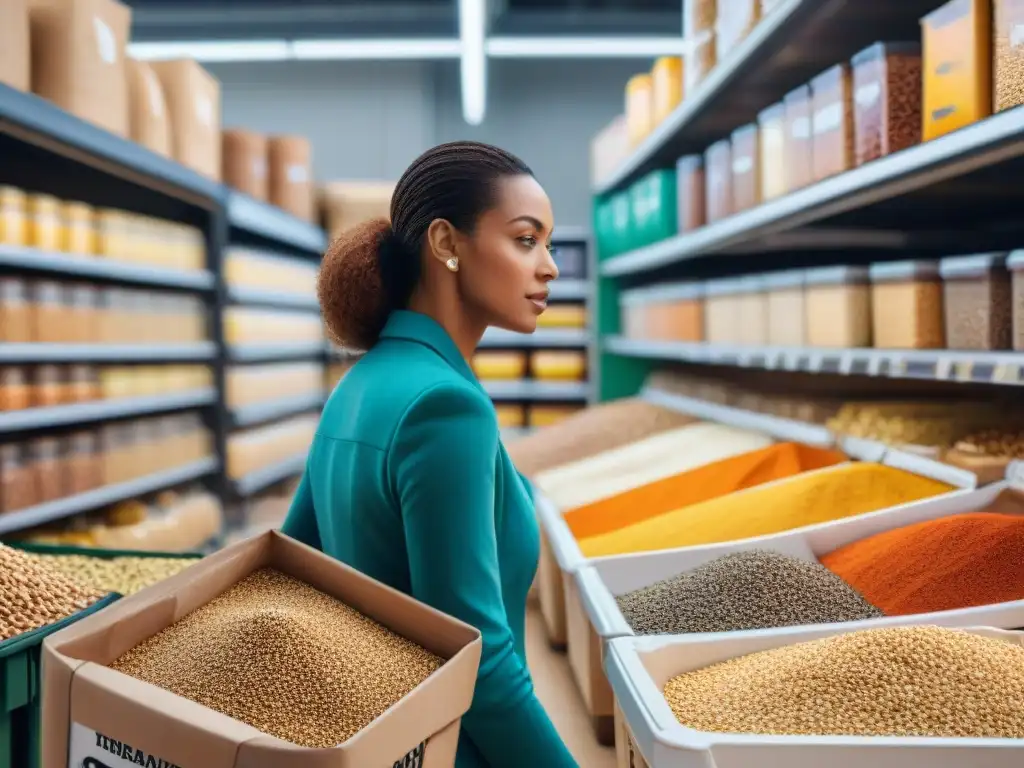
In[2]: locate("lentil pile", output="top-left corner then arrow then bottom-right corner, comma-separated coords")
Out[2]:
664,626 -> 1024,738
617,550 -> 882,635
31,554 -> 199,596
821,511 -> 1024,616
580,463 -> 953,558
0,543 -> 106,642
110,568 -> 444,748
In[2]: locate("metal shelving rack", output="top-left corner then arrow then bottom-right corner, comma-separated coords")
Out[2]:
591,0 -> 1024,402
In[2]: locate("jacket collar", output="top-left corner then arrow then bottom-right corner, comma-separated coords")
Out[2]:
379,310 -> 481,388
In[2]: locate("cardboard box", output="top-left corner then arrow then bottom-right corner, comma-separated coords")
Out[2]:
29,0 -> 130,136
223,129 -> 268,201
320,181 -> 395,238
150,59 -> 222,180
0,0 -> 30,92
268,135 -> 314,220
42,530 -> 482,768
126,57 -> 171,157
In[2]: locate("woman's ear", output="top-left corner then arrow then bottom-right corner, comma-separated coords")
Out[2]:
425,218 -> 460,267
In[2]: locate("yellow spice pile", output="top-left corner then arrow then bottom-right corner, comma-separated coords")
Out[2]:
664,626 -> 1024,739
110,568 -> 444,748
0,543 -> 106,642
32,554 -> 199,596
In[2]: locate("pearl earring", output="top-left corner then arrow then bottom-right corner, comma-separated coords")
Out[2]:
446,257 -> 459,272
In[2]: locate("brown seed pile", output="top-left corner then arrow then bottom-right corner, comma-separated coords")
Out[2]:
995,2 -> 1024,113
110,568 -> 444,748
32,554 -> 199,596
664,626 -> 1024,738
0,543 -> 106,642
617,550 -> 882,635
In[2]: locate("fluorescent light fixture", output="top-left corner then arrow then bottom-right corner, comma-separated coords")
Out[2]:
487,36 -> 690,58
128,40 -> 291,62
292,38 -> 461,60
459,0 -> 487,125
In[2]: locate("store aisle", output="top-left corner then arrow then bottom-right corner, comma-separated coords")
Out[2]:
526,604 -> 616,767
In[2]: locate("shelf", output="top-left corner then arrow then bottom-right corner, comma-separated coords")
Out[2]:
483,380 -> 590,400
0,245 -> 215,290
641,387 -> 834,447
231,391 -> 326,429
601,107 -> 1024,277
606,336 -> 1024,386
479,327 -> 589,348
0,342 -> 217,363
0,388 -> 216,434
226,285 -> 321,311
549,279 -> 589,301
227,341 -> 327,363
0,457 -> 220,535
226,192 -> 327,254
594,0 -> 943,195
0,84 -> 222,207
232,452 -> 307,497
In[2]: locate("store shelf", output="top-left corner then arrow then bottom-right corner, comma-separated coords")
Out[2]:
227,341 -> 326,363
480,327 -> 588,348
0,84 -> 222,207
0,388 -> 216,434
549,279 -> 589,301
226,285 -> 321,311
0,457 -> 220,535
0,245 -> 215,290
483,380 -> 590,400
231,391 -> 326,429
594,0 -> 943,195
606,336 -> 1024,386
601,106 -> 1024,277
641,386 -> 834,447
226,192 -> 327,254
0,342 -> 217,363
232,452 -> 307,497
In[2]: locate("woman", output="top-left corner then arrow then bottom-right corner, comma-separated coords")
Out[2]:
282,141 -> 579,767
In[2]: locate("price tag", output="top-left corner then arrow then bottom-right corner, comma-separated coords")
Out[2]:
848,357 -> 870,376
953,360 -> 972,381
876,357 -> 892,377
993,363 -> 1019,383
971,362 -> 996,382
904,360 -> 937,379
794,355 -> 812,371
819,356 -> 842,374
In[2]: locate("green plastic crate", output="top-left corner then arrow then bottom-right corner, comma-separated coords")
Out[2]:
0,594 -> 118,768
630,170 -> 678,249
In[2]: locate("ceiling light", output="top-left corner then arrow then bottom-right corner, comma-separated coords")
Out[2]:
487,36 -> 690,58
292,38 -> 461,60
128,40 -> 291,62
459,0 -> 487,125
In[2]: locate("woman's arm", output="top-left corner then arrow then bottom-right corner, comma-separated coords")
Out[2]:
281,465 -> 323,550
391,384 -> 579,768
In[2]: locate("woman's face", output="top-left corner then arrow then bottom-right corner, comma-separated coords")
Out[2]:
457,174 -> 558,334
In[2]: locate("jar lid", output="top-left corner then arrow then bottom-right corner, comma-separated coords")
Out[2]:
810,62 -> 849,89
35,364 -> 63,384
0,444 -> 22,464
762,269 -> 806,290
1,367 -> 26,384
939,253 -> 1009,279
851,41 -> 922,67
804,265 -> 869,286
1006,250 -> 1024,271
704,277 -> 747,297
34,281 -> 63,303
31,437 -> 60,459
736,275 -> 764,294
676,154 -> 704,172
0,278 -> 25,301
784,83 -> 811,103
730,122 -> 758,141
28,194 -> 60,213
705,138 -> 731,157
869,259 -> 941,283
757,102 -> 785,124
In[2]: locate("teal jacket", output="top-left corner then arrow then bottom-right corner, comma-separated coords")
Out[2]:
282,310 -> 578,768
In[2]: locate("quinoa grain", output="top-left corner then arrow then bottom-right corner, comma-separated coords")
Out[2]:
32,553 -> 198,596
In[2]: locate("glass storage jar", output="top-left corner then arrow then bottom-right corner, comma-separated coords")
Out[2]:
62,201 -> 96,254
804,265 -> 872,348
765,269 -> 807,347
652,56 -> 684,124
31,280 -> 68,343
1008,250 -> 1024,350
736,275 -> 768,345
625,73 -> 655,146
851,42 -> 922,166
29,436 -> 64,503
783,85 -> 813,192
869,260 -> 945,349
758,102 -> 787,201
33,365 -> 64,408
940,253 -> 1012,350
716,0 -> 760,52
704,139 -> 733,223
730,123 -> 761,213
0,368 -> 30,412
684,0 -> 717,36
0,186 -> 27,246
684,31 -> 717,94
67,432 -> 101,494
995,0 -> 1024,112
0,444 -> 34,513
0,278 -> 31,342
810,63 -> 855,182
704,278 -> 744,344
676,154 -> 706,232
27,194 -> 62,251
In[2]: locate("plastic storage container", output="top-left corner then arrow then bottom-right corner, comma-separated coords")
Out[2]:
716,0 -> 760,52
765,270 -> 807,346
537,303 -> 587,329
1008,251 -> 1024,351
736,275 -> 768,345
804,265 -> 872,348
533,351 -> 587,381
530,405 -> 584,428
730,123 -> 761,213
810,64 -> 855,182
630,170 -> 678,248
757,103 -> 787,201
869,260 -> 945,349
704,278 -> 744,344
851,42 -> 922,166
0,187 -> 26,246
922,0 -> 992,141
783,85 -> 813,192
704,140 -> 733,223
940,253 -> 1012,350
995,0 -> 1024,112
684,31 -> 717,94
494,404 -> 526,429
675,155 -> 706,232
651,56 -> 683,124
0,278 -> 31,342
621,284 -> 705,342
61,202 -> 95,254
625,73 -> 655,146
472,351 -> 528,380
27,195 -> 61,251
683,0 -> 717,36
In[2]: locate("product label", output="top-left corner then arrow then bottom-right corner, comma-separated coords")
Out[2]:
286,163 -> 309,184
731,155 -> 753,175
790,115 -> 810,140
68,723 -> 182,768
195,94 -> 214,128
92,18 -> 117,65
812,102 -> 842,134
393,740 -> 427,767
854,81 -> 881,108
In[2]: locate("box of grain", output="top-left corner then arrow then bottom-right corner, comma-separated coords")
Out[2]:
29,0 -> 131,136
149,58 -> 221,180
269,134 -> 314,220
126,57 -> 171,157
42,530 -> 482,768
320,181 -> 395,239
0,0 -> 29,92
222,128 -> 268,201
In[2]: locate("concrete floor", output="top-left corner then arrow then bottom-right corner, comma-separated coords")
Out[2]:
526,604 -> 616,768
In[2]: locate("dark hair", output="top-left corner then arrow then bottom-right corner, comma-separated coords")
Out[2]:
318,141 -> 532,351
